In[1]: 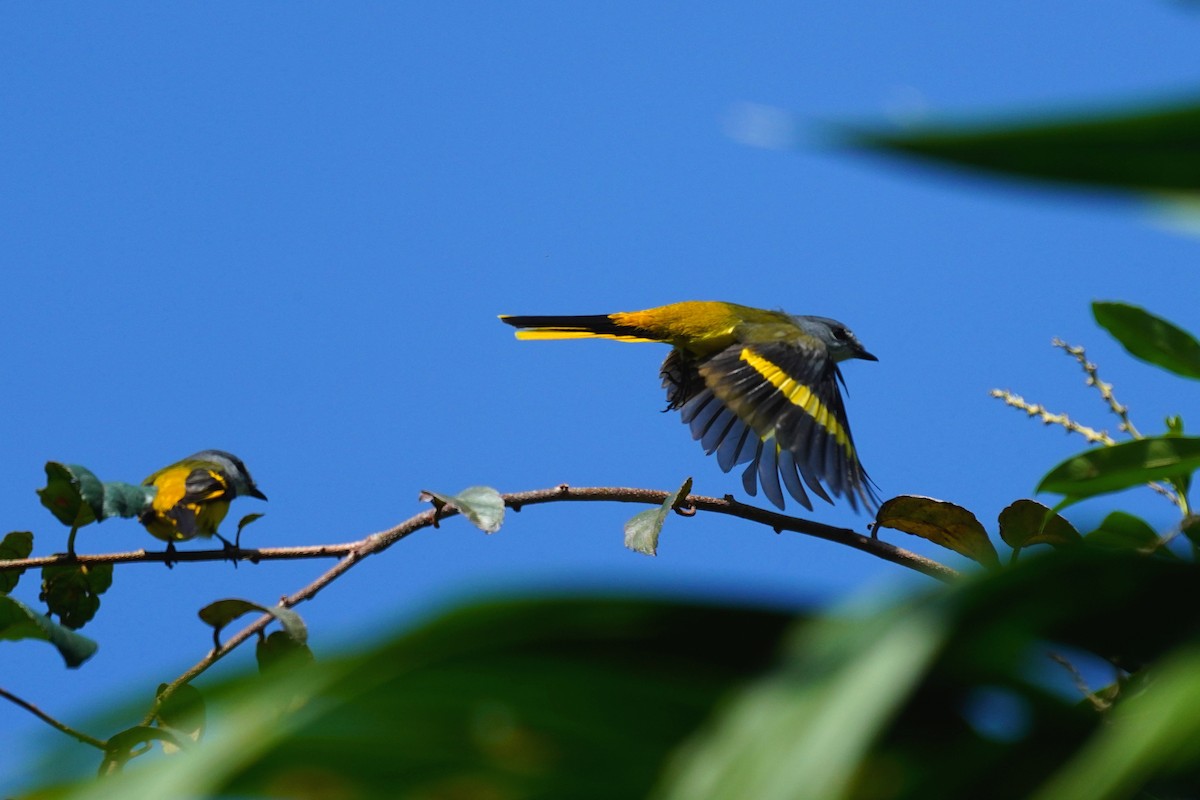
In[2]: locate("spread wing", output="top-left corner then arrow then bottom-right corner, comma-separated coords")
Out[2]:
677,340 -> 877,512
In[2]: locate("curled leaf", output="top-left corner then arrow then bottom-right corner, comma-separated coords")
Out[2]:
199,599 -> 307,650
198,598 -> 266,633
102,725 -> 185,772
875,495 -> 999,569
419,486 -> 505,534
101,481 -> 155,520
624,478 -> 693,557
0,595 -> 98,667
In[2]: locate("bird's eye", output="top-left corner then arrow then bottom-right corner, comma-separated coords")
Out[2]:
832,327 -> 849,341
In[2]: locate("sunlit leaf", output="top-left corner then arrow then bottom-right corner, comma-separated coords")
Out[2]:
418,486 -> 505,533
842,99 -> 1200,195
624,478 -> 692,556
1093,301 -> 1200,380
662,607 -> 945,800
1037,436 -> 1200,501
998,500 -> 1081,551
0,532 -> 33,594
0,595 -> 98,667
875,495 -> 1000,568
40,563 -> 113,630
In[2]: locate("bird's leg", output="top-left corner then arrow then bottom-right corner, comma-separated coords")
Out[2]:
215,532 -> 240,567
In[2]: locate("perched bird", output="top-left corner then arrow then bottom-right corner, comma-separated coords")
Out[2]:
501,301 -> 879,512
140,450 -> 267,544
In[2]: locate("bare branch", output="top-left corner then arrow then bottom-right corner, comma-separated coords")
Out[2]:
0,686 -> 107,750
141,484 -> 957,724
1052,338 -> 1140,438
989,389 -> 1115,445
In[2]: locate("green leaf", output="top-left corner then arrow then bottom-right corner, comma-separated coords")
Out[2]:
256,629 -> 315,674
874,495 -> 1000,568
1086,511 -> 1162,551
236,513 -> 264,536
662,607 -> 946,800
418,486 -> 505,533
1093,301 -> 1200,380
997,500 -> 1081,551
0,532 -> 34,594
1183,515 -> 1200,549
842,100 -> 1200,194
37,462 -> 104,528
100,481 -> 155,520
1031,643 -> 1200,800
624,477 -> 693,556
101,725 -> 186,772
29,596 -> 796,799
198,598 -> 266,634
40,563 -> 113,629
199,599 -> 307,649
0,595 -> 98,667
1037,436 -> 1200,501
155,683 -> 206,754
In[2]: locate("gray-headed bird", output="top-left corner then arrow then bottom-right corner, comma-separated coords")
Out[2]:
501,301 -> 879,512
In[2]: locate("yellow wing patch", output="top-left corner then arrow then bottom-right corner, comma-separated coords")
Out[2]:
740,348 -> 852,451
148,466 -> 191,513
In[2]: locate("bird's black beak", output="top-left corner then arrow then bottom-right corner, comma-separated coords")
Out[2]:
247,486 -> 268,501
857,348 -> 878,362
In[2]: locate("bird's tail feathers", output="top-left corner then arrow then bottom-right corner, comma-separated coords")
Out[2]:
499,314 -> 658,343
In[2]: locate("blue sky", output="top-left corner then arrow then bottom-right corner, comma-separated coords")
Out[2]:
2,2 -> 1199,789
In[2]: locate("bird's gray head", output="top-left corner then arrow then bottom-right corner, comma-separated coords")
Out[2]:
190,449 -> 268,501
794,316 -> 877,363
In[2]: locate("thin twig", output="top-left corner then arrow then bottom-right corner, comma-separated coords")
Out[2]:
0,686 -> 107,750
990,386 -> 1179,508
989,389 -> 1115,444
1052,338 -> 1140,438
142,484 -> 957,724
0,543 -> 358,573
1048,652 -> 1111,712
